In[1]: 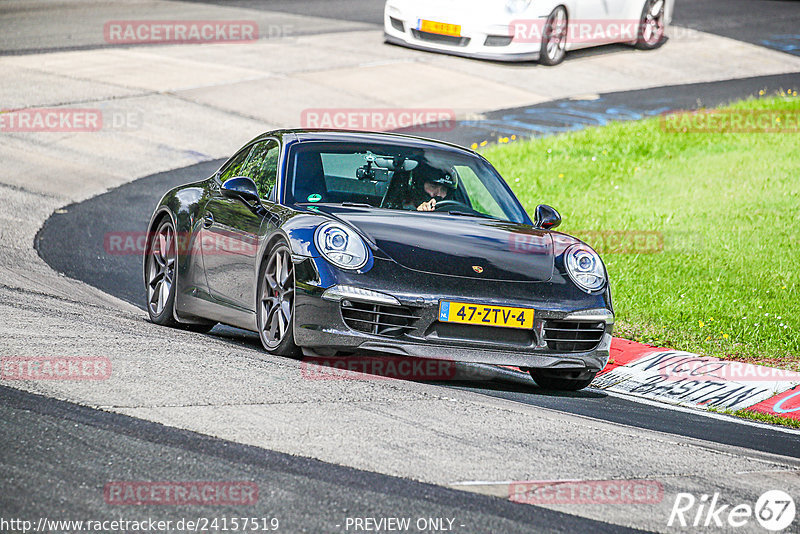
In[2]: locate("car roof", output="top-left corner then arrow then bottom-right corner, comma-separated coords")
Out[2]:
252,129 -> 478,156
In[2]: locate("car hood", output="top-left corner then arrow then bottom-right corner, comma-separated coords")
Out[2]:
315,206 -> 553,282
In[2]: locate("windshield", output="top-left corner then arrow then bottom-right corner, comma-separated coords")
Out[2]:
284,141 -> 529,223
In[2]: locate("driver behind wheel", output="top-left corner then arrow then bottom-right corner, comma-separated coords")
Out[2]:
405,164 -> 459,211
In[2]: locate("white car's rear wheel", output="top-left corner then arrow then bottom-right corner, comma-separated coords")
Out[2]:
636,0 -> 666,50
540,6 -> 568,66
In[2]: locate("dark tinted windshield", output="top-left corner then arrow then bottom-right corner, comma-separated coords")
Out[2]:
284,141 -> 528,223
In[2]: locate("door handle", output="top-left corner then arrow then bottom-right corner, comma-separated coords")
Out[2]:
202,213 -> 214,228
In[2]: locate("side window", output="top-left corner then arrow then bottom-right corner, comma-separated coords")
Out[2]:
454,165 -> 507,219
219,147 -> 251,184
243,140 -> 280,199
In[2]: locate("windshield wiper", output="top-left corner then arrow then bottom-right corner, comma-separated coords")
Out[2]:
341,202 -> 375,208
447,210 -> 494,220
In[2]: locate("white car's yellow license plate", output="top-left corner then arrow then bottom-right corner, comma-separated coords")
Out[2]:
438,301 -> 534,329
418,19 -> 461,37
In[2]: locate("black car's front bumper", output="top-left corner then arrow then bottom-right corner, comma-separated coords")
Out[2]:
293,256 -> 613,373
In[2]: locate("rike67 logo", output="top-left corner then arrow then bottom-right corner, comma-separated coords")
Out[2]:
668,490 -> 795,531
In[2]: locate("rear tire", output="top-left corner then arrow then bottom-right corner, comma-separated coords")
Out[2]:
145,217 -> 217,333
539,6 -> 568,66
257,241 -> 301,357
145,218 -> 179,326
529,370 -> 597,391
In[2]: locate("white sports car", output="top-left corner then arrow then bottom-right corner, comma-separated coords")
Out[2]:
384,0 -> 674,64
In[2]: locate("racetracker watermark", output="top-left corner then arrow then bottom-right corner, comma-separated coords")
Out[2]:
104,482 -> 258,506
104,20 -> 259,44
661,110 -> 800,133
510,19 -> 646,44
576,231 -> 664,254
1,357 -> 111,380
105,231 -> 258,256
300,108 -> 456,132
0,108 -> 143,132
509,479 -> 663,505
0,108 -> 101,132
509,230 -> 664,255
301,356 -> 458,381
658,357 -> 800,383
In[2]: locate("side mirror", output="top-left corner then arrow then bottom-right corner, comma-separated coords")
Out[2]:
534,204 -> 561,230
221,176 -> 261,205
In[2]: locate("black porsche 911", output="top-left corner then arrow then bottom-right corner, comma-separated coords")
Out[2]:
144,130 -> 613,390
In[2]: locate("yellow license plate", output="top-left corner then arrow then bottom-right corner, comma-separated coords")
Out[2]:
438,301 -> 534,329
418,19 -> 461,37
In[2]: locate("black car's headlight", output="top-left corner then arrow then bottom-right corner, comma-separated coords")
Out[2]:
314,222 -> 368,270
565,244 -> 607,293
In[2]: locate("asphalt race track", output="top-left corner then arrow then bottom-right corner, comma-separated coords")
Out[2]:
190,0 -> 800,51
36,76 -> 800,456
2,386 -> 635,534
5,0 -> 800,56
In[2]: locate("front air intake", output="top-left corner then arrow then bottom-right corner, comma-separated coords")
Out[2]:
390,17 -> 405,32
411,30 -> 470,47
484,35 -> 513,47
543,320 -> 605,352
341,300 -> 419,337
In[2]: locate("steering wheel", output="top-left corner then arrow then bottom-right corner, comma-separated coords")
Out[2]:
432,200 -> 469,212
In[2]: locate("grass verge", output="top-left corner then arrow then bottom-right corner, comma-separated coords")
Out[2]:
483,93 -> 800,370
708,407 -> 800,430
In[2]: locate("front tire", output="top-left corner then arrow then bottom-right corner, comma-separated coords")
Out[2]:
529,369 -> 597,391
635,0 -> 666,50
257,241 -> 300,357
539,6 -> 568,66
